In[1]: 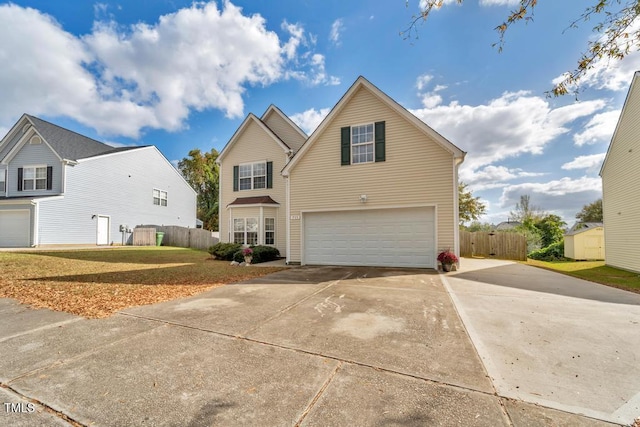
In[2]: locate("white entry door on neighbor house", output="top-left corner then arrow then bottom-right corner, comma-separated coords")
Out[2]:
303,206 -> 435,268
97,215 -> 110,245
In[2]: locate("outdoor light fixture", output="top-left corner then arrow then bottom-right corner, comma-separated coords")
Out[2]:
360,194 -> 367,203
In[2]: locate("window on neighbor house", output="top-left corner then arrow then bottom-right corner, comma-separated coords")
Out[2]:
23,166 -> 47,191
265,217 -> 275,245
0,170 -> 5,193
153,189 -> 168,206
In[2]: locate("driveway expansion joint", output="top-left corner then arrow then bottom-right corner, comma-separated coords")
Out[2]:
0,318 -> 83,344
1,383 -> 85,427
294,361 -> 342,426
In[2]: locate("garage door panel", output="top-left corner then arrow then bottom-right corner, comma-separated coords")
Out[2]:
303,207 -> 435,268
0,210 -> 30,247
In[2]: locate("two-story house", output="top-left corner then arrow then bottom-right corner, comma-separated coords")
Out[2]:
0,114 -> 197,247
218,76 -> 466,268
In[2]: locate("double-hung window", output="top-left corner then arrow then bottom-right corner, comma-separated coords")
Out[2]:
0,169 -> 5,193
153,189 -> 168,206
351,124 -> 374,164
234,218 -> 258,245
239,162 -> 266,190
23,166 -> 47,191
264,218 -> 275,245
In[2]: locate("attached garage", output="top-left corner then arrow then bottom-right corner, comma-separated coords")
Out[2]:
303,206 -> 435,268
0,210 -> 31,247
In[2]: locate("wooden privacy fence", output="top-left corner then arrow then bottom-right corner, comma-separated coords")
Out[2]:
133,225 -> 219,251
460,231 -> 527,261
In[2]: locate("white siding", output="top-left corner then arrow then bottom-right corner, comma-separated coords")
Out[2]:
601,74 -> 640,273
6,138 -> 62,197
288,85 -> 457,264
36,147 -> 196,245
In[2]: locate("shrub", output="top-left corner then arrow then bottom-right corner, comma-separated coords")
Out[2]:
208,242 -> 243,261
528,241 -> 565,261
232,245 -> 281,264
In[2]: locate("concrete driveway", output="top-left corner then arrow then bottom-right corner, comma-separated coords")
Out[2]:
0,262 -> 634,426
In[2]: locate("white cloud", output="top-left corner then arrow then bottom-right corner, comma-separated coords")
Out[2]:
461,165 -> 546,190
573,110 -> 620,146
290,107 -> 331,134
499,176 -> 602,220
553,18 -> 640,92
416,74 -> 433,91
561,153 -> 606,172
410,91 -> 606,172
329,19 -> 344,45
420,94 -> 443,108
0,2 -> 338,139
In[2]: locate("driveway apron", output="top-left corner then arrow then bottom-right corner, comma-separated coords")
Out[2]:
443,258 -> 640,426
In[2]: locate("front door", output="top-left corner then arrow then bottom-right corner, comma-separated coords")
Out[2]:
97,215 -> 110,245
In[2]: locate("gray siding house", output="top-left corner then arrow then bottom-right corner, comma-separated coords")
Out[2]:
0,114 -> 197,247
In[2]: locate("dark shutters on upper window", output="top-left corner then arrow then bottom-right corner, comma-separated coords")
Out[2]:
266,161 -> 273,189
17,168 -> 23,191
233,165 -> 239,192
375,121 -> 385,162
46,166 -> 53,190
340,127 -> 350,165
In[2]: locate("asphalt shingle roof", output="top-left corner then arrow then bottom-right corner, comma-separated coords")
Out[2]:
27,115 -> 117,160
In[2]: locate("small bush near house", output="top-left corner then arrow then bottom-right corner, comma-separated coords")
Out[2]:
233,245 -> 281,264
528,241 -> 565,261
208,242 -> 243,261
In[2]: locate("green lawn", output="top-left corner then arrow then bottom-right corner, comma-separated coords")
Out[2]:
0,247 -> 285,318
525,259 -> 640,293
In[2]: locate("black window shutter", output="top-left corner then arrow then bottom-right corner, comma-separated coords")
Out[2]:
375,121 -> 386,162
266,161 -> 273,189
46,166 -> 53,190
17,168 -> 23,191
341,127 -> 351,165
233,166 -> 239,192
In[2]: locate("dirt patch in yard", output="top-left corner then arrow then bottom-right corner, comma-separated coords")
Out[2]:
0,247 -> 285,318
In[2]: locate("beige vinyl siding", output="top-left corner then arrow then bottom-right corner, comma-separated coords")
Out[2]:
289,86 -> 456,263
219,120 -> 287,254
564,228 -> 605,260
262,110 -> 306,152
601,76 -> 640,273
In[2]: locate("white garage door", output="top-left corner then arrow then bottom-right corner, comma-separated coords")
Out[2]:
303,207 -> 435,268
0,210 -> 30,247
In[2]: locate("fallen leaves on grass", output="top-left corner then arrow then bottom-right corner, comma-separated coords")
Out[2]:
0,248 -> 285,318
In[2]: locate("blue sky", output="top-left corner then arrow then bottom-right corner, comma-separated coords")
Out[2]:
1,0 -> 637,226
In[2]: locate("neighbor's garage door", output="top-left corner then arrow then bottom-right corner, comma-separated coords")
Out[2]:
303,207 -> 435,268
0,210 -> 30,247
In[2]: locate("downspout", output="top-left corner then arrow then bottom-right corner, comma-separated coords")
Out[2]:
453,156 -> 463,259
285,173 -> 291,265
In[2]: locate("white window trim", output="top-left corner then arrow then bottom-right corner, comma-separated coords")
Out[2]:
350,123 -> 375,165
0,169 -> 6,193
238,161 -> 267,191
234,217 -> 259,245
153,188 -> 168,206
22,164 -> 47,192
264,217 -> 275,246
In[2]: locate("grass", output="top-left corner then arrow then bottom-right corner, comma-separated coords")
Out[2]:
0,247 -> 286,318
525,259 -> 640,293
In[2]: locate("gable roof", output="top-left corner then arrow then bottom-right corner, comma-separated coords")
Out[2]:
282,76 -> 466,176
600,71 -> 640,176
217,113 -> 292,163
261,104 -> 307,152
565,222 -> 604,236
25,115 -> 115,160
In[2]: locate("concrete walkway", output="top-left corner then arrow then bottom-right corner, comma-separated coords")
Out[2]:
444,258 -> 640,426
0,262 -> 635,426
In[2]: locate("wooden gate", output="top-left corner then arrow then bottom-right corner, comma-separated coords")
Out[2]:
460,231 -> 527,260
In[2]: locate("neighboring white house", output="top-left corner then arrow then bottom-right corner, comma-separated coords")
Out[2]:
217,76 -> 466,268
0,114 -> 197,247
600,71 -> 640,273
564,222 -> 605,260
